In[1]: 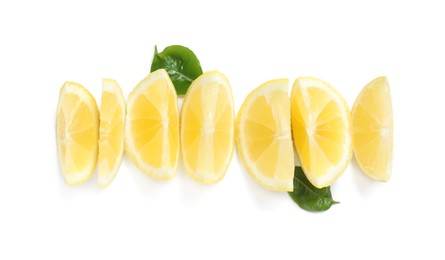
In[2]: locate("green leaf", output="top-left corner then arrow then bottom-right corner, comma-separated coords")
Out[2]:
288,167 -> 339,212
150,45 -> 203,95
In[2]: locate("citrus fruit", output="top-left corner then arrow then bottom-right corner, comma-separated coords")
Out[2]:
291,77 -> 352,188
180,71 -> 234,184
352,76 -> 393,181
125,69 -> 179,180
56,82 -> 99,185
236,79 -> 294,191
98,79 -> 126,188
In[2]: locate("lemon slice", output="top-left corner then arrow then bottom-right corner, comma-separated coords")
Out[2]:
291,77 -> 352,188
180,71 -> 234,184
352,76 -> 393,181
98,79 -> 126,188
56,82 -> 99,185
236,79 -> 294,191
125,69 -> 179,180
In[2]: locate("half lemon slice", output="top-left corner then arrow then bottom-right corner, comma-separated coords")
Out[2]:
180,71 -> 234,184
236,79 -> 294,191
125,69 -> 179,180
56,82 -> 99,185
291,77 -> 352,188
352,76 -> 393,181
98,79 -> 126,188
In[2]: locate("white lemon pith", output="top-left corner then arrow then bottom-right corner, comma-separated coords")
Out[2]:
180,71 -> 235,184
56,82 -> 99,185
125,69 -> 179,180
236,79 -> 294,191
98,79 -> 126,188
291,77 -> 352,188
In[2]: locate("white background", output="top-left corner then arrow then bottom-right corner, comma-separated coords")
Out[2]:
1,0 -> 444,259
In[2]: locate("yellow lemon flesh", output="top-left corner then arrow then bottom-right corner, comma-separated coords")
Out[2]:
98,79 -> 126,188
125,69 -> 179,180
180,71 -> 234,184
352,76 -> 393,181
236,79 -> 294,191
56,82 -> 99,185
291,77 -> 352,188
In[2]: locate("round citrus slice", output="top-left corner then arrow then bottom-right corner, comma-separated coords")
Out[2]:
98,79 -> 126,188
236,79 -> 294,191
352,76 -> 393,181
125,69 -> 179,180
180,71 -> 234,184
56,82 -> 99,185
291,77 -> 352,188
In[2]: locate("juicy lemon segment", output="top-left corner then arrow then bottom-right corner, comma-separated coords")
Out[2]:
291,77 -> 352,188
352,76 -> 393,181
56,82 -> 99,185
125,69 -> 179,180
236,79 -> 294,191
180,71 -> 234,184
98,79 -> 126,188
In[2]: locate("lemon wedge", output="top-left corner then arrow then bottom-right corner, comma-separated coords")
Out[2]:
56,82 -> 99,185
352,76 -> 393,181
180,71 -> 234,184
236,79 -> 294,191
291,77 -> 352,188
125,69 -> 179,180
98,79 -> 126,188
